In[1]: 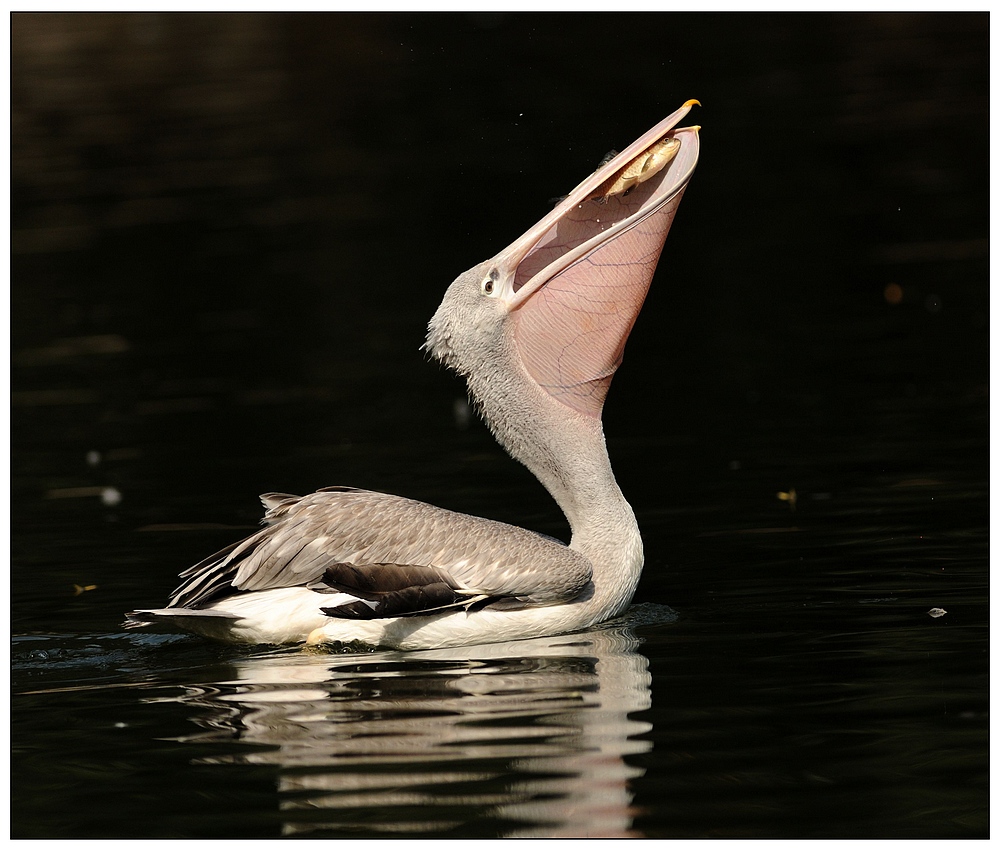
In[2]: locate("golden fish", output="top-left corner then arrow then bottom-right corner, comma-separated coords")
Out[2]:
589,136 -> 682,203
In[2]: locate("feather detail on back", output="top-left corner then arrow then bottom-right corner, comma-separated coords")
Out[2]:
144,486 -> 592,622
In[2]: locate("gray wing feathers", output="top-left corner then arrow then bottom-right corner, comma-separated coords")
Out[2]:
164,486 -> 592,618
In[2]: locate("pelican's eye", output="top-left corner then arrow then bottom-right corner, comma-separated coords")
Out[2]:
481,275 -> 498,297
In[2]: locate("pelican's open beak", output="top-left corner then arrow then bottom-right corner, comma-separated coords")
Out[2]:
493,100 -> 701,419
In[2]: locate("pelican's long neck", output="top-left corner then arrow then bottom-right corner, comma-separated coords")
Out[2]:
466,357 -> 643,616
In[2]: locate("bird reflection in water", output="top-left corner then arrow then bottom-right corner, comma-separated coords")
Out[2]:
157,621 -> 666,837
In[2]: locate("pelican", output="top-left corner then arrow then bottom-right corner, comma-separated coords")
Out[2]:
126,101 -> 701,650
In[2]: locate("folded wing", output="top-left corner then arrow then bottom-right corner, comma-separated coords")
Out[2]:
133,487 -> 592,623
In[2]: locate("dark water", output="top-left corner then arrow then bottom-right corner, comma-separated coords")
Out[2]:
11,12 -> 988,839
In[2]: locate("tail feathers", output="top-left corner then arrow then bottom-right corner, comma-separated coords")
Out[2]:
124,607 -> 241,629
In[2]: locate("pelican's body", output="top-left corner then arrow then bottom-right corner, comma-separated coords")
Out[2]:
127,102 -> 701,649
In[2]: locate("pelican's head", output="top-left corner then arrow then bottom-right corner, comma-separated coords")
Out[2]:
427,101 -> 701,422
